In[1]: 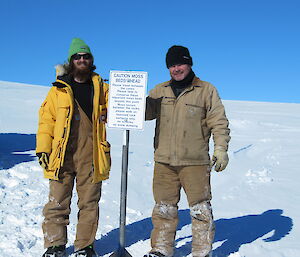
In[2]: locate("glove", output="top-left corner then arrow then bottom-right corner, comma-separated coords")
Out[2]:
145,96 -> 163,120
211,149 -> 229,172
146,96 -> 163,105
37,152 -> 49,170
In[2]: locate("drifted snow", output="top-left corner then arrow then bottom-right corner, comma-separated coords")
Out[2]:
0,81 -> 300,256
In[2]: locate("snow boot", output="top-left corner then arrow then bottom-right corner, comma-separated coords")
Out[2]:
143,252 -> 167,257
74,245 -> 98,257
42,245 -> 66,257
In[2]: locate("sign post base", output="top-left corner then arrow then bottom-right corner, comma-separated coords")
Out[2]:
109,248 -> 133,257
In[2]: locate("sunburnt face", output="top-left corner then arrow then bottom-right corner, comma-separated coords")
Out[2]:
169,64 -> 191,81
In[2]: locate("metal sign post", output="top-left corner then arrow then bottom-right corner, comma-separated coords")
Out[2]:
110,130 -> 131,257
108,70 -> 147,257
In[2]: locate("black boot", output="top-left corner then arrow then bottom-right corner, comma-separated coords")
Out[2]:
74,245 -> 98,257
42,245 -> 66,257
144,252 -> 166,257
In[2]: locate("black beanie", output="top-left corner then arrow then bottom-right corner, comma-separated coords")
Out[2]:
166,45 -> 193,68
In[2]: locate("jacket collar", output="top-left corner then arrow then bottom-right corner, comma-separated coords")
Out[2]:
164,76 -> 204,99
53,72 -> 99,88
190,76 -> 204,87
164,76 -> 203,87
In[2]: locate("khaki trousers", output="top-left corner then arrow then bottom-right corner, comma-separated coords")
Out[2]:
151,162 -> 215,257
42,102 -> 102,250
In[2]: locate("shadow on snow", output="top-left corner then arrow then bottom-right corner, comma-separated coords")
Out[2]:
0,135 -> 293,256
0,133 -> 36,170
175,209 -> 293,257
66,209 -> 293,257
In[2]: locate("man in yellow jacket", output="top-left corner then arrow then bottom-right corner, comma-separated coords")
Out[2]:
36,38 -> 111,257
144,46 -> 230,257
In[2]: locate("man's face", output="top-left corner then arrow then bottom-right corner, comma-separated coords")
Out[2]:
169,64 -> 191,81
72,52 -> 93,73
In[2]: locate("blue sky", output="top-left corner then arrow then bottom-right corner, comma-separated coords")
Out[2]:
1,0 -> 299,103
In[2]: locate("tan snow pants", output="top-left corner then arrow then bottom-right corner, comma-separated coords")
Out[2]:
42,102 -> 102,251
150,162 -> 215,257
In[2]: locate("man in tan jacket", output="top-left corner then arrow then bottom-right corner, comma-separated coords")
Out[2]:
144,45 -> 230,257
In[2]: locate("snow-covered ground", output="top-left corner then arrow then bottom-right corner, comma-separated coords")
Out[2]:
0,80 -> 299,257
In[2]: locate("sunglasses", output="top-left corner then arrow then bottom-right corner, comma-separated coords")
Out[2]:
72,53 -> 92,60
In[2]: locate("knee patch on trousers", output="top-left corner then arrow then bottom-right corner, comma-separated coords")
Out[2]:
190,201 -> 213,222
153,203 -> 178,220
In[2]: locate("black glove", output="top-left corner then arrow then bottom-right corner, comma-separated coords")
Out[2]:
146,96 -> 163,106
145,96 -> 163,120
37,152 -> 49,170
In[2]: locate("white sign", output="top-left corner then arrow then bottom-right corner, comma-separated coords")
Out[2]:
108,70 -> 147,130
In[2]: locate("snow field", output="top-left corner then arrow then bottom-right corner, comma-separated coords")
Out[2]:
1,82 -> 300,256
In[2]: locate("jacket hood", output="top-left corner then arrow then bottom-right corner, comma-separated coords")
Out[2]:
55,64 -> 69,78
52,64 -> 71,88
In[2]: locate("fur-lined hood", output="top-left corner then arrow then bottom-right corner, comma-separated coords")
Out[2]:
55,64 -> 69,78
54,63 -> 105,84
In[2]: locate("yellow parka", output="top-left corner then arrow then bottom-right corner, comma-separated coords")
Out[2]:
36,72 -> 111,183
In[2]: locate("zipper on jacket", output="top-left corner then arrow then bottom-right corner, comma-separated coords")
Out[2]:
59,85 -> 74,168
172,100 -> 178,163
172,88 -> 194,164
62,127 -> 67,139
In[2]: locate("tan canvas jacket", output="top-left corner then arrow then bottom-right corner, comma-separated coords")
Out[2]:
146,76 -> 230,166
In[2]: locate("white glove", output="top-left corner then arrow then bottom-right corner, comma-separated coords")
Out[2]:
211,149 -> 229,172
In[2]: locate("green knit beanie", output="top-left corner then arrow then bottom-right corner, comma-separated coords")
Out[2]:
68,38 -> 92,62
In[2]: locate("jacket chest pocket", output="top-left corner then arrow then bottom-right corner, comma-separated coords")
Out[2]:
161,97 -> 175,118
56,94 -> 71,123
183,104 -> 207,142
185,104 -> 206,119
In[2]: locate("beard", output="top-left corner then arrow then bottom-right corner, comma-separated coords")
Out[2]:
72,61 -> 92,78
